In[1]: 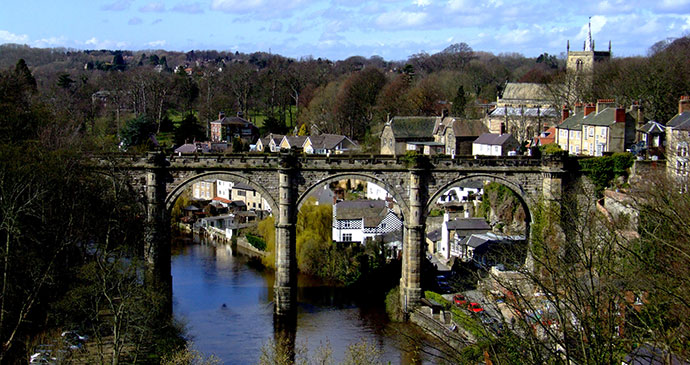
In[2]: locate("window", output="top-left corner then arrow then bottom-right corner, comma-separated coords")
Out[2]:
576,59 -> 583,71
381,222 -> 387,229
342,233 -> 352,241
343,221 -> 351,228
678,142 -> 689,157
588,126 -> 594,137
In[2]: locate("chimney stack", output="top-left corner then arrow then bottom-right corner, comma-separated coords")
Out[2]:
574,102 -> 584,115
596,99 -> 615,114
679,96 -> 690,115
615,107 -> 626,123
561,105 -> 570,122
584,104 -> 596,116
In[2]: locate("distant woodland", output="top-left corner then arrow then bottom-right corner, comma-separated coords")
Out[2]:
0,36 -> 688,151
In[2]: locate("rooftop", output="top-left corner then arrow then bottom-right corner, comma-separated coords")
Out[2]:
334,199 -> 392,228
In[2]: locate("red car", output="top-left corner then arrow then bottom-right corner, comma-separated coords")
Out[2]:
467,302 -> 484,313
453,294 -> 467,306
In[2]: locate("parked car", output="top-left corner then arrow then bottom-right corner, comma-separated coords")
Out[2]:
453,294 -> 467,306
29,345 -> 55,364
467,302 -> 484,313
61,330 -> 88,351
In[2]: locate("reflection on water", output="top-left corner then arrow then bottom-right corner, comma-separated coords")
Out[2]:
171,237 -> 433,364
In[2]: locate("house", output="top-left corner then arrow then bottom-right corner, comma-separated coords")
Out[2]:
210,111 -> 259,144
332,200 -> 402,244
216,179 -> 234,201
472,133 -> 520,156
438,214 -> 491,260
665,96 -> 690,184
440,118 -> 489,156
380,116 -> 437,156
530,127 -> 557,148
231,183 -> 269,211
192,179 -> 216,200
304,134 -> 359,155
279,135 -> 308,150
637,121 -> 665,149
483,83 -> 559,143
255,133 -> 284,152
199,214 -> 239,240
555,99 -> 638,156
174,142 -> 211,155
367,182 -> 392,201
457,232 -> 526,267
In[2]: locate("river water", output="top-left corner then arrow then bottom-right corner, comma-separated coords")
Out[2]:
171,238 -> 437,364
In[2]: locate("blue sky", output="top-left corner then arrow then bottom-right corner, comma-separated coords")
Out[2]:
1,0 -> 689,61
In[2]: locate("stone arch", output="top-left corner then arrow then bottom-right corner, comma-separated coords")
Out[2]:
165,171 -> 279,214
297,172 -> 409,221
427,174 -> 533,226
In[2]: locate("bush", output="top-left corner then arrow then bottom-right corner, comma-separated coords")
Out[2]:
245,234 -> 266,251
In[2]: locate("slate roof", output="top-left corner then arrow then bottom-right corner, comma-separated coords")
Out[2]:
175,143 -> 197,153
283,135 -> 308,147
668,112 -> 690,130
558,112 -> 588,130
448,118 -> 489,137
389,117 -> 437,140
446,218 -> 491,231
309,134 -> 358,150
213,116 -> 252,126
260,133 -> 284,146
427,229 -> 441,242
473,133 -> 517,146
233,183 -> 255,191
638,121 -> 665,134
500,83 -> 552,103
334,200 -> 390,228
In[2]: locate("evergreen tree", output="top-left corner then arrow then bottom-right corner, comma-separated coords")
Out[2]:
451,85 -> 466,117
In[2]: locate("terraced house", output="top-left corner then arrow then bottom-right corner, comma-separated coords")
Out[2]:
555,99 -> 638,156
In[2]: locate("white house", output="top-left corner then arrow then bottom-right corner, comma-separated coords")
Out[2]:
216,179 -> 234,201
199,214 -> 239,240
438,213 -> 491,260
472,133 -> 520,156
366,182 -> 392,201
332,200 -> 402,244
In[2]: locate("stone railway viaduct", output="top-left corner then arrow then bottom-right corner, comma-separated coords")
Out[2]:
104,151 -> 566,315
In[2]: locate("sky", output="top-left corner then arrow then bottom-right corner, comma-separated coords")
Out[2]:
1,0 -> 689,61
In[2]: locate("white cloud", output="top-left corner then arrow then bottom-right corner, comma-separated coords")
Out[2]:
0,30 -> 29,44
655,0 -> 690,13
414,0 -> 432,7
32,36 -> 67,48
82,37 -> 128,49
101,0 -> 133,11
147,40 -> 166,47
139,2 -> 165,12
375,10 -> 429,30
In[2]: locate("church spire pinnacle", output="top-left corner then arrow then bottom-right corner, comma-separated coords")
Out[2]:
585,17 -> 593,51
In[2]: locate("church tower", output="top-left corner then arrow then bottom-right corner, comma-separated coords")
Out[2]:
566,18 -> 611,74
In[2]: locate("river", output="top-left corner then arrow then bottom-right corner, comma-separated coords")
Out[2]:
171,237 -> 438,364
